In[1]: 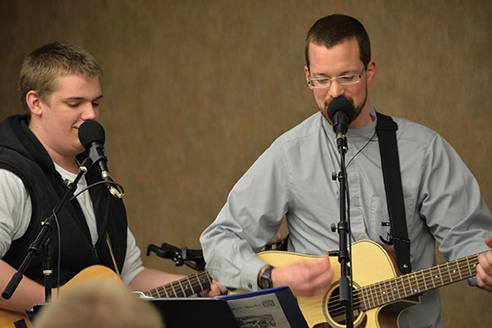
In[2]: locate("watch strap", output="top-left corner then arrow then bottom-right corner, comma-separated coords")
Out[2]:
259,265 -> 274,289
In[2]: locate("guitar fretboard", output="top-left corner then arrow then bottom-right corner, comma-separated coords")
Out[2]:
358,253 -> 480,310
144,271 -> 212,298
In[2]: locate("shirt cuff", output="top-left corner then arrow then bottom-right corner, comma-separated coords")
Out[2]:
240,255 -> 271,291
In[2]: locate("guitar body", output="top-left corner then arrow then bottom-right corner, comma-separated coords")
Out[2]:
256,240 -> 420,328
0,265 -> 120,328
0,310 -> 31,328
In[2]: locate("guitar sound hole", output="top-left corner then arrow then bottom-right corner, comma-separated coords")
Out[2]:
325,286 -> 363,326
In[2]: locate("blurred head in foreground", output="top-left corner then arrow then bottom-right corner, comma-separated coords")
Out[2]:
34,280 -> 164,328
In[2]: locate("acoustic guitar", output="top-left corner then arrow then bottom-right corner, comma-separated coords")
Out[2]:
0,265 -> 213,328
255,239 -> 484,328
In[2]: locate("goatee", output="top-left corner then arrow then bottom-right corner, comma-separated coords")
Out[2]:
321,89 -> 368,126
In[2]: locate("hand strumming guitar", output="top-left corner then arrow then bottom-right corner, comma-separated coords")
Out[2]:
258,255 -> 333,297
477,236 -> 492,292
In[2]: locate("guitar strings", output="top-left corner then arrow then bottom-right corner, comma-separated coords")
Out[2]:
315,254 -> 479,322
146,271 -> 212,298
147,278 -> 207,297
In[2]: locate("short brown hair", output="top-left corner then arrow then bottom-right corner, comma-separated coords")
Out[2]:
18,42 -> 103,115
304,14 -> 371,70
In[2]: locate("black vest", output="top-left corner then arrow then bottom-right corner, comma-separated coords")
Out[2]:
0,115 -> 127,286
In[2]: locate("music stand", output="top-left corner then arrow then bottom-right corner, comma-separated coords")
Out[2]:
148,298 -> 240,328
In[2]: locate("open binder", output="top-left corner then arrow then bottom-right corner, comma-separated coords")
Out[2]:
149,286 -> 308,328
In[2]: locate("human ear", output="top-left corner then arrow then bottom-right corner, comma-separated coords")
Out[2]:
366,60 -> 376,86
304,66 -> 312,88
25,91 -> 43,117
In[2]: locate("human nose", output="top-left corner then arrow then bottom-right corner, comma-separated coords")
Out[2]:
81,102 -> 99,121
327,81 -> 345,99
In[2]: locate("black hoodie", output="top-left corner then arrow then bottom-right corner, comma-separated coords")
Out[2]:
0,115 -> 127,286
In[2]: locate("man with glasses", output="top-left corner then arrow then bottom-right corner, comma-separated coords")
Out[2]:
200,14 -> 492,328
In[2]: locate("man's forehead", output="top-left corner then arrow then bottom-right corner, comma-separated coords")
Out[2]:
308,40 -> 362,73
50,74 -> 102,99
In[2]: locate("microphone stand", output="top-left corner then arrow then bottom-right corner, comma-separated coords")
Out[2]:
2,157 -> 92,302
331,136 -> 354,328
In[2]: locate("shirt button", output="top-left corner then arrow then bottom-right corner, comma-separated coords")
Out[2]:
248,283 -> 253,289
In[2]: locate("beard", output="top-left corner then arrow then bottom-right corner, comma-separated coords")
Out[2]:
320,87 -> 368,126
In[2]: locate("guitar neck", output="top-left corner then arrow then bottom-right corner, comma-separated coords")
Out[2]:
359,253 -> 481,311
144,271 -> 212,298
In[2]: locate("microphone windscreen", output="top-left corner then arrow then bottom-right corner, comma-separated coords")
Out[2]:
327,97 -> 355,123
78,120 -> 106,150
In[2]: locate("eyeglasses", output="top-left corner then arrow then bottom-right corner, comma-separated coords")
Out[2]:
308,65 -> 367,89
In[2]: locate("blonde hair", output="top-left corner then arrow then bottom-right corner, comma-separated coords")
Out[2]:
34,280 -> 164,328
19,42 -> 103,116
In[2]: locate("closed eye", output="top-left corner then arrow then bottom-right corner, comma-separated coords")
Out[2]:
338,75 -> 357,82
67,102 -> 82,108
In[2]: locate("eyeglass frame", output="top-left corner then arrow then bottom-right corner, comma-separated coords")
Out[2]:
308,65 -> 367,89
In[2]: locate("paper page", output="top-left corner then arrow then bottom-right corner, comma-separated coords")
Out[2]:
226,293 -> 291,328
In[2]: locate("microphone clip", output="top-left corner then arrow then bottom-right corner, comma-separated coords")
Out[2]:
146,243 -> 205,271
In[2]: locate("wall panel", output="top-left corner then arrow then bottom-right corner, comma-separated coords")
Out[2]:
1,1 -> 490,325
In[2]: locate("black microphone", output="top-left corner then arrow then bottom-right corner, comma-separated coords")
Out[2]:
327,97 -> 355,149
78,120 -> 122,198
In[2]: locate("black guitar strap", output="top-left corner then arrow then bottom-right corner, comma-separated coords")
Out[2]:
376,112 -> 412,274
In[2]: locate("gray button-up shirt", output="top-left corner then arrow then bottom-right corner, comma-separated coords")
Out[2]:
201,106 -> 492,328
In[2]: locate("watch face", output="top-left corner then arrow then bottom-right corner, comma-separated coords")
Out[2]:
260,266 -> 273,289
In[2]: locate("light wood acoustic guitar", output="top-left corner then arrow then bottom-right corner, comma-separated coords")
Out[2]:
253,239 -> 484,328
0,265 -> 213,328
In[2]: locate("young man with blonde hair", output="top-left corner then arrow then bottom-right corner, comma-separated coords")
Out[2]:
0,42 -> 224,323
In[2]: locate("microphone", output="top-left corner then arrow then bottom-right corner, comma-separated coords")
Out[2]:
327,97 -> 355,150
78,120 -> 123,198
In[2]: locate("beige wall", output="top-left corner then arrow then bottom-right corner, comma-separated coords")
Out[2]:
1,1 -> 491,326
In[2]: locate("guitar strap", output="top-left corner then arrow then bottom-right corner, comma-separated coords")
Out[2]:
375,112 -> 412,274
106,234 -> 121,277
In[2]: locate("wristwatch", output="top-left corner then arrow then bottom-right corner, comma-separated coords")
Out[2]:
259,265 -> 274,289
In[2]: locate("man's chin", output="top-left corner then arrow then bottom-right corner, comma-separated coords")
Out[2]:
322,97 -> 354,121
74,144 -> 86,155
